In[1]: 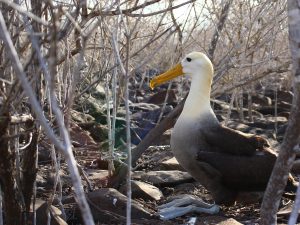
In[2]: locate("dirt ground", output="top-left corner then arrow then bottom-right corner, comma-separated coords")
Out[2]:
35,144 -> 297,225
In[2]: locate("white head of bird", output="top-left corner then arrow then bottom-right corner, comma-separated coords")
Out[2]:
150,52 -> 215,119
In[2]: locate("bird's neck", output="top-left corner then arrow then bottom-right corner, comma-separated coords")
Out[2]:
181,75 -> 215,120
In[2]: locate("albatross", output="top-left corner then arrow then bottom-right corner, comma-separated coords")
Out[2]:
150,52 -> 297,206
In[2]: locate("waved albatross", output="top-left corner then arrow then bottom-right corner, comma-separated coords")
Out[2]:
150,52 -> 297,205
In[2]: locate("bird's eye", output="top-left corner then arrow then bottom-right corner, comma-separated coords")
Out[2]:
186,57 -> 192,62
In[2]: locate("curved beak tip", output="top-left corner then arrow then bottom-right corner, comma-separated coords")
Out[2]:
149,79 -> 157,90
148,63 -> 183,90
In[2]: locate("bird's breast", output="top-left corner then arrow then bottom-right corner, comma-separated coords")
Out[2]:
170,112 -> 219,170
171,117 -> 203,169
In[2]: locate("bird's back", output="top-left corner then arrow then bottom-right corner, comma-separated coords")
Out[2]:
197,150 -> 277,191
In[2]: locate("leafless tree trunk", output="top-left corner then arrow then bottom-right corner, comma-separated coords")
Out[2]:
0,4 -> 22,225
260,1 -> 300,224
20,1 -> 42,222
0,114 -> 22,225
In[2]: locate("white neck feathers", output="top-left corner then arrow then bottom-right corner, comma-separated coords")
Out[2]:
181,71 -> 214,119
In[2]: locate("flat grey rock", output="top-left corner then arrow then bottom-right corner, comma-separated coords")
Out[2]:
120,180 -> 163,201
87,188 -> 153,221
133,170 -> 193,187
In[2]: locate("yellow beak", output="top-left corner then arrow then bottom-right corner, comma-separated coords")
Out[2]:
150,63 -> 183,90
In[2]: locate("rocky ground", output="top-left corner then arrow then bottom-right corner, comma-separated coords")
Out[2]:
34,79 -> 300,225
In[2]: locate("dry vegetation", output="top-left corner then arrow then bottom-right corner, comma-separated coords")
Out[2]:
0,0 -> 298,225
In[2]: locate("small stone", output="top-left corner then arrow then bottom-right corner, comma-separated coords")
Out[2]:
160,157 -> 184,171
35,200 -> 67,225
120,180 -> 163,201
